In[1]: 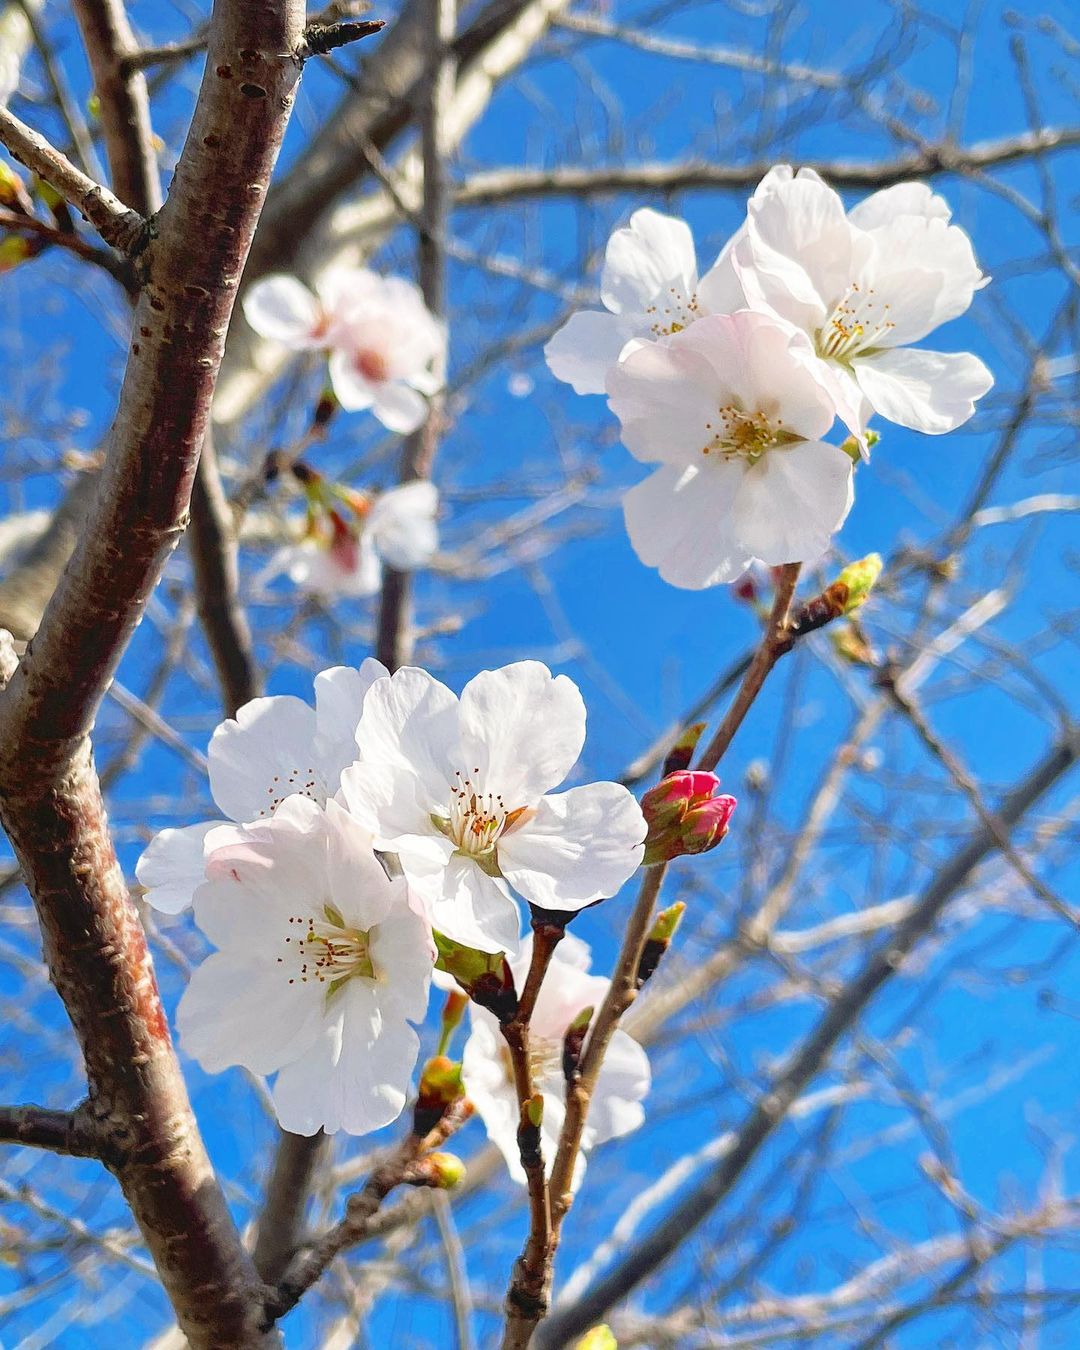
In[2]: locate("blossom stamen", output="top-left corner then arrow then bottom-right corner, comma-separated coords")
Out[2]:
817,283 -> 896,361
645,285 -> 701,337
281,906 -> 376,989
702,404 -> 783,462
260,767 -> 321,816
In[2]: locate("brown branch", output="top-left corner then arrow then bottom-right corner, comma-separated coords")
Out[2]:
267,1105 -> 469,1323
0,1100 -> 103,1158
0,205 -> 134,288
697,564 -> 801,772
71,0 -> 162,216
252,1129 -> 331,1285
0,104 -> 145,252
500,920 -> 564,1347
0,3 -> 306,1345
534,729 -> 1080,1347
453,127 -> 1080,207
374,0 -> 454,672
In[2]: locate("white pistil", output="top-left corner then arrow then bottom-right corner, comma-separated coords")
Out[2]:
817,282 -> 896,361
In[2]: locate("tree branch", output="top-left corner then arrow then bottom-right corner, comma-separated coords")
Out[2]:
0,2 -> 306,1344
0,104 -> 145,252
0,1100 -> 103,1158
453,128 -> 1080,207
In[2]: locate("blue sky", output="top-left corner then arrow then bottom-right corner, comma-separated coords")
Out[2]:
0,0 -> 1078,1345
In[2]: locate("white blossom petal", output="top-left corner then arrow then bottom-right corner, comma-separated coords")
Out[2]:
584,1029 -> 650,1147
136,821 -> 219,915
430,854 -> 521,954
606,337 -> 727,465
178,951 -> 323,1075
367,481 -> 439,571
271,980 -> 418,1135
732,440 -> 854,566
847,181 -> 951,229
327,348 -> 376,411
498,781 -> 645,911
312,660 -> 387,789
601,208 -> 698,313
208,695 -> 323,822
853,347 -> 993,433
353,666 -> 461,794
544,309 -> 644,395
371,381 -> 429,434
457,662 -> 586,806
242,275 -> 323,348
622,462 -> 753,589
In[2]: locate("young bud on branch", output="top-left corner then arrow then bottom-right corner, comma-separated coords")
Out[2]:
787,553 -> 883,639
661,721 -> 706,776
641,771 -> 736,865
412,1055 -> 464,1137
636,901 -> 686,987
407,1151 -> 466,1191
575,1328 -> 618,1350
562,1005 -> 593,1084
434,932 -> 518,1023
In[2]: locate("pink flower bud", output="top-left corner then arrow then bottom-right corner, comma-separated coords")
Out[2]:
681,794 -> 737,854
641,772 -> 736,865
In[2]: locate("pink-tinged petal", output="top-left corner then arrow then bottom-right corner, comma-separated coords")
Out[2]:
606,336 -> 727,465
457,661 -> 586,806
371,381 -> 429,434
136,821 -> 220,915
177,950 -> 323,1075
242,275 -> 324,348
327,347 -> 376,411
853,347 -> 993,434
429,854 -> 522,954
601,208 -> 698,313
208,694 -> 322,822
544,309 -> 644,395
353,666 -> 461,793
733,440 -> 853,567
622,461 -> 753,589
498,781 -> 646,912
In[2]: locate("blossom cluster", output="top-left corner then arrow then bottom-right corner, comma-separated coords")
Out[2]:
138,661 -> 651,1176
546,167 -> 992,588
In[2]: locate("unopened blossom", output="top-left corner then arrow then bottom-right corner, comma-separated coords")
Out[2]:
544,208 -> 744,395
135,659 -> 387,913
341,662 -> 647,953
461,934 -> 650,1188
244,267 -> 445,434
259,474 -> 439,600
641,771 -> 737,865
178,796 -> 433,1136
733,166 -> 992,435
607,309 -> 855,588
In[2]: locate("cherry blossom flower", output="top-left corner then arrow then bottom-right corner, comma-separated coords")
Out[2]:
461,933 -> 649,1188
544,208 -> 742,395
243,267 -> 445,434
340,662 -> 647,954
177,796 -> 433,1136
259,475 -> 439,600
607,309 -> 855,588
136,659 -> 387,913
733,166 -> 992,435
